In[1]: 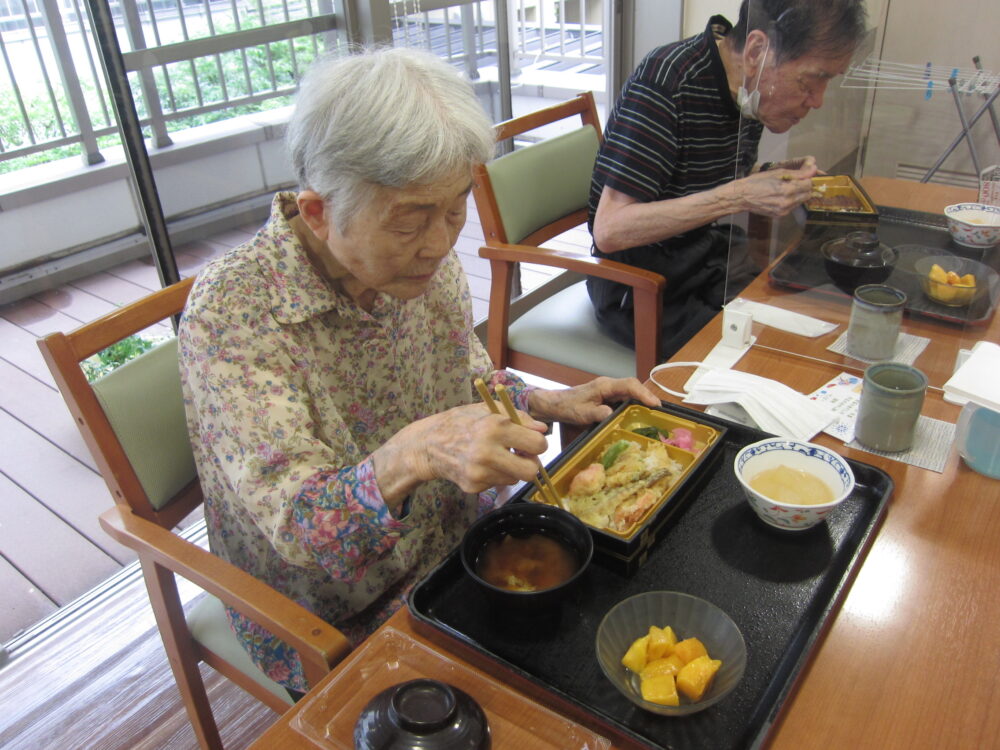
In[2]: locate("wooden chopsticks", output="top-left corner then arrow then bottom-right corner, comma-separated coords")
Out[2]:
474,378 -> 563,508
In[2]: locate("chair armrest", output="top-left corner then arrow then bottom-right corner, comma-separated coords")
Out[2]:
479,242 -> 664,378
479,242 -> 666,292
100,505 -> 351,676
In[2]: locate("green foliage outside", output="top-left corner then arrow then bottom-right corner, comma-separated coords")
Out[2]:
0,10 -> 326,176
82,334 -> 168,382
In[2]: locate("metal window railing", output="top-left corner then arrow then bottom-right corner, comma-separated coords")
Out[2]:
0,0 -> 602,173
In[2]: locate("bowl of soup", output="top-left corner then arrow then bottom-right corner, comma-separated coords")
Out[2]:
460,502 -> 593,611
733,439 -> 855,531
944,203 -> 1000,248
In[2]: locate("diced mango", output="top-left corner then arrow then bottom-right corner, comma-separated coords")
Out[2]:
946,270 -> 962,285
959,273 -> 976,287
621,635 -> 649,673
676,655 -> 722,702
929,263 -> 948,284
641,657 -> 682,681
640,673 -> 680,706
647,625 -> 677,660
673,637 -> 708,665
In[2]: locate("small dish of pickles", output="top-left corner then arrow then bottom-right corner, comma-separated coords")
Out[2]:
914,255 -> 987,307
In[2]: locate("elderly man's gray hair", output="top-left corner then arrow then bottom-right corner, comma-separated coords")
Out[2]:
286,46 -> 495,231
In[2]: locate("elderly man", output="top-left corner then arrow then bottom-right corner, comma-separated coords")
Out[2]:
179,47 -> 659,696
588,0 -> 867,359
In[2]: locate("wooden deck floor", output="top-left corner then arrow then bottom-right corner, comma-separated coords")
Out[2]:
0,197 -> 587,643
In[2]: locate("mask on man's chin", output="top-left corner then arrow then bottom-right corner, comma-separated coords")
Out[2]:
737,86 -> 760,120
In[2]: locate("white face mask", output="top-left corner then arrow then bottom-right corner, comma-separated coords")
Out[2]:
736,37 -> 770,120
650,365 -> 836,442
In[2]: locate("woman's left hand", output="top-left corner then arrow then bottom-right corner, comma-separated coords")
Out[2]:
527,376 -> 661,426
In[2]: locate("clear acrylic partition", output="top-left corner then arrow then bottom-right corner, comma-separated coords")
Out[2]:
724,2 -> 1000,394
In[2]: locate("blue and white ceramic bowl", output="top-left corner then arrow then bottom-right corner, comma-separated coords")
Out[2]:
734,439 -> 855,531
944,203 -> 1000,248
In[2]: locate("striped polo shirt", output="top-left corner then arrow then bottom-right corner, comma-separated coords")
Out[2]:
587,16 -> 763,265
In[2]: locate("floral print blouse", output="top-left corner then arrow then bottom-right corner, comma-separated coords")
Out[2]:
179,192 -> 533,691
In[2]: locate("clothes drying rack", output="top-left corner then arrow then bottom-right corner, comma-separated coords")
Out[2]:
842,55 -> 1000,182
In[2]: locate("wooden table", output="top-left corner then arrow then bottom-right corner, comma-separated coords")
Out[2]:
252,180 -> 1000,749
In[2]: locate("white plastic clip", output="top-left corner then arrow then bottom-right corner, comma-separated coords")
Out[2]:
722,308 -> 753,347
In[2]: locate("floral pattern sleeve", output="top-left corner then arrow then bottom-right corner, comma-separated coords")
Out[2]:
287,457 -> 407,583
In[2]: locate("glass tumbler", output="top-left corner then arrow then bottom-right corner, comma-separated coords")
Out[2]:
854,363 -> 927,452
847,284 -> 906,361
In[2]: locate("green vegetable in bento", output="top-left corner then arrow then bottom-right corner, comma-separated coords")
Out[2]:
601,439 -> 631,470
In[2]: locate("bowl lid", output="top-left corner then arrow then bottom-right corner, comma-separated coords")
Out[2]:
354,679 -> 491,750
821,231 -> 896,268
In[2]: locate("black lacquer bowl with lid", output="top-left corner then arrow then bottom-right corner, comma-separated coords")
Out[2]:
821,230 -> 898,293
353,678 -> 490,750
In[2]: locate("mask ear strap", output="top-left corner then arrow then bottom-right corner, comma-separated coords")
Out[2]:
750,35 -> 770,92
648,362 -> 705,398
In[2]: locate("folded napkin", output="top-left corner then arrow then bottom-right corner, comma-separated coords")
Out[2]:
944,341 -> 1000,412
726,298 -> 838,338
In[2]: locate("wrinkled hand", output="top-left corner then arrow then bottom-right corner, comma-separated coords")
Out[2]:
376,403 -> 550,497
738,156 -> 819,217
528,376 -> 661,426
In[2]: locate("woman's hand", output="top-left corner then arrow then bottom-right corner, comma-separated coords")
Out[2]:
527,376 -> 661,426
736,156 -> 819,217
373,403 -> 551,502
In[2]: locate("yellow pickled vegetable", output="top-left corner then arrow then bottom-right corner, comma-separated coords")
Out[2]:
641,656 -> 683,681
621,635 -> 649,673
673,637 -> 708,665
641,674 -> 680,705
676,655 -> 722,702
622,628 -> 723,706
647,625 -> 677,660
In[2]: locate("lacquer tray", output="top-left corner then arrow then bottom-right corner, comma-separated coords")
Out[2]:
408,408 -> 892,750
768,207 -> 1000,326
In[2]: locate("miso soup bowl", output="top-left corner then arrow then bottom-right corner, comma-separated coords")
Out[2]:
460,502 -> 593,612
734,439 -> 855,531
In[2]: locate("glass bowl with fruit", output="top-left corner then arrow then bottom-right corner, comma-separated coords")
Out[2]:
914,255 -> 987,307
595,591 -> 746,716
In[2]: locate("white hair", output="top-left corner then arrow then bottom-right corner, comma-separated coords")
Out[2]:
286,46 -> 495,230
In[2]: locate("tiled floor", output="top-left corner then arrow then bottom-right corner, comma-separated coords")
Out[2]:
0,197 -> 588,643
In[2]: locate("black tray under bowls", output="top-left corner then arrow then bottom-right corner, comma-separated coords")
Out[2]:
523,401 -> 727,575
769,207 -> 1000,326
408,406 -> 892,750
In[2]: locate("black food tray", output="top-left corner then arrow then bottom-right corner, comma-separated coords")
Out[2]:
769,208 -> 1000,325
408,409 -> 892,750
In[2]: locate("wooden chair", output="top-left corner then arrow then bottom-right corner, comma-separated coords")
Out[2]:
473,91 -> 665,386
37,277 -> 351,750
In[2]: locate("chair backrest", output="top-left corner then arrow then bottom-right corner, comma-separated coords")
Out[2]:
472,93 -> 664,386
474,91 -> 602,247
38,277 -> 200,528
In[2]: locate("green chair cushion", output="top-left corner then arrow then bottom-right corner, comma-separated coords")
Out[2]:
187,594 -> 293,706
487,125 -> 599,243
509,280 -> 637,379
92,338 -> 197,510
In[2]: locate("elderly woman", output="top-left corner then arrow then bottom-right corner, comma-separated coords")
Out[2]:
179,46 -> 659,695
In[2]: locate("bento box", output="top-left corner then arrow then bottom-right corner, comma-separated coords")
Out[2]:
806,175 -> 879,223
526,401 -> 727,575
